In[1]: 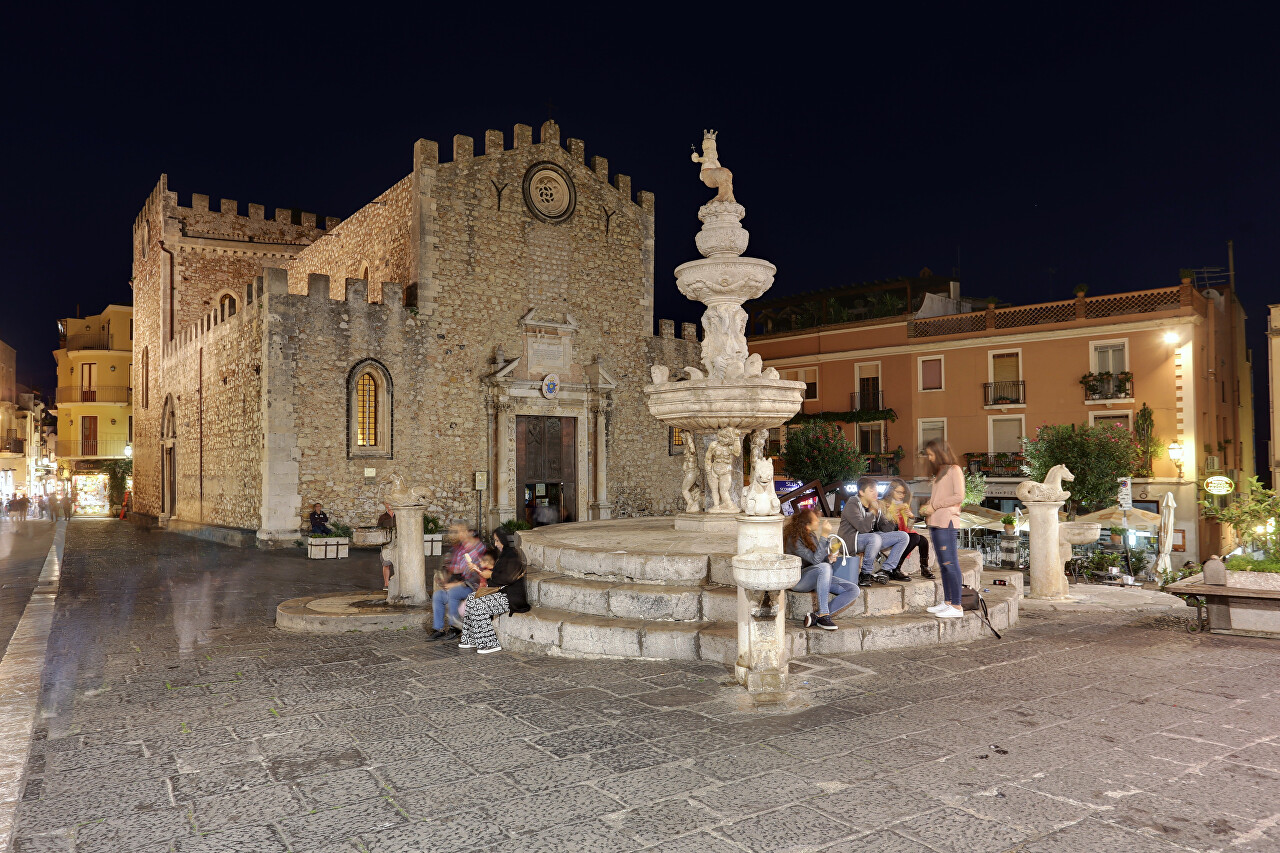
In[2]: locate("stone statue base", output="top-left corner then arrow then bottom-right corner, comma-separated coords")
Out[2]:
388,502 -> 429,606
731,515 -> 800,697
674,513 -> 739,534
1025,500 -> 1070,600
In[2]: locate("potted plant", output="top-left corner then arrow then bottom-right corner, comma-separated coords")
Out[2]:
1116,370 -> 1134,398
1096,371 -> 1114,398
1108,525 -> 1125,545
308,522 -> 352,560
1074,283 -> 1090,296
1001,513 -> 1017,535
1080,372 -> 1101,399
423,514 -> 444,556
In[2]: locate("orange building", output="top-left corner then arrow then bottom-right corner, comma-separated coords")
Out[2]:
749,279 -> 1255,561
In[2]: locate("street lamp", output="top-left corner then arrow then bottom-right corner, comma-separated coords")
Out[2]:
124,444 -> 133,458
1167,441 -> 1184,480
1163,330 -> 1179,344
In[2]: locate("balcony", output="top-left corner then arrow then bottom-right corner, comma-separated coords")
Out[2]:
965,452 -> 1026,478
55,439 -> 129,459
863,452 -> 901,475
983,380 -> 1026,407
1081,373 -> 1133,401
2,437 -> 23,455
56,386 -> 132,404
61,332 -> 128,352
849,390 -> 884,412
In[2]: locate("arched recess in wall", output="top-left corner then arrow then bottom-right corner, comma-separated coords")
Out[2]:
160,395 -> 178,517
347,359 -> 393,459
217,291 -> 238,320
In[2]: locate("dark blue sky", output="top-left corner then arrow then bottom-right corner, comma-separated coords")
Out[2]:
2,7 -> 1274,478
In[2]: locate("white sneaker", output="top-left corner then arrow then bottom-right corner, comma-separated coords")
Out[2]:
457,641 -> 476,649
935,605 -> 964,619
926,603 -> 948,613
477,645 -> 503,654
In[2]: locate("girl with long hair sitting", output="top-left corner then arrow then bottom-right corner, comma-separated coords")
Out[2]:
886,478 -> 935,580
783,507 -> 861,630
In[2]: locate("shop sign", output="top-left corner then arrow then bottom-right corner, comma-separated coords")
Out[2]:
1204,475 -> 1234,495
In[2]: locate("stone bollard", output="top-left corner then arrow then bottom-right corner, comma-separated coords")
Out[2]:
1000,533 -> 1020,568
388,503 -> 429,606
732,515 -> 801,696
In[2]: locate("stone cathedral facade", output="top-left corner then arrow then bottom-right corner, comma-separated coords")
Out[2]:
129,121 -> 699,545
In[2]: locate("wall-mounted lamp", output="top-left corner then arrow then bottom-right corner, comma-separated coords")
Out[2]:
1163,330 -> 1179,344
1168,441 -> 1184,479
124,445 -> 133,458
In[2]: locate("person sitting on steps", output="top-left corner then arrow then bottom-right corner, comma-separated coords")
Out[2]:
886,478 -> 935,580
838,476 -> 912,586
458,527 -> 531,654
427,523 -> 484,640
784,508 -> 861,631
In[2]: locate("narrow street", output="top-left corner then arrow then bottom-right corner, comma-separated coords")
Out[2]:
0,518 -> 56,659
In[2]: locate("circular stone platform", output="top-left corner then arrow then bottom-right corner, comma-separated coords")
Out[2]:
276,591 -> 431,633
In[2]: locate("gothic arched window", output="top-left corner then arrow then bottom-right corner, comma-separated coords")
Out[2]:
348,360 -> 392,457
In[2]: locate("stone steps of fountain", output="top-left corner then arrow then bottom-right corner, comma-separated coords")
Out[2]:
524,567 -> 986,623
497,588 -> 1019,664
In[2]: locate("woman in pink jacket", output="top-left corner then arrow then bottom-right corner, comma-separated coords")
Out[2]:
920,438 -> 965,618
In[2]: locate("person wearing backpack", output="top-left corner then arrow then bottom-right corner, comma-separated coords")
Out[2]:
920,438 -> 964,619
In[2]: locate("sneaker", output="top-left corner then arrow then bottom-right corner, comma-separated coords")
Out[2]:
457,641 -> 476,649
814,615 -> 838,631
887,569 -> 911,582
926,603 -> 949,613
477,645 -> 503,654
426,629 -> 450,641
872,572 -> 891,585
858,573 -> 874,587
935,605 -> 964,619
803,612 -> 816,628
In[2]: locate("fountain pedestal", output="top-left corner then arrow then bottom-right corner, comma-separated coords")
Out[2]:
732,516 -> 800,695
1026,501 -> 1069,599
388,503 -> 429,606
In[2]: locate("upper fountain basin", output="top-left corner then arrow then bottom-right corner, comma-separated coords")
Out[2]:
676,257 -> 776,306
1059,521 -> 1103,545
643,377 -> 805,432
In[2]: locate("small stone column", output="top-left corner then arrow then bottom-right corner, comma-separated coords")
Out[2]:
999,533 -> 1019,568
1026,500 -> 1069,599
389,503 -> 428,605
494,402 -> 514,524
732,515 -> 800,697
590,404 -> 612,520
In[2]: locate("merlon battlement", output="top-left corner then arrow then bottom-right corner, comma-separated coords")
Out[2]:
134,174 -> 339,238
412,120 -> 651,209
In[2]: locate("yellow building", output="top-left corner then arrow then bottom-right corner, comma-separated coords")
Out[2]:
53,304 -> 133,515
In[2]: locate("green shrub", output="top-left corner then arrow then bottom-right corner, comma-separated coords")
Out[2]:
1109,526 -> 1125,537
779,422 -> 864,486
423,514 -> 442,534
1000,513 -> 1017,526
501,519 -> 533,532
1226,555 -> 1280,574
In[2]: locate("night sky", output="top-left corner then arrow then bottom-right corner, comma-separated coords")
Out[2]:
3,8 -> 1274,480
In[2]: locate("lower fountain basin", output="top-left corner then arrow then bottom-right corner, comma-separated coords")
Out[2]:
643,378 -> 805,432
1059,521 -> 1102,545
732,552 -> 802,590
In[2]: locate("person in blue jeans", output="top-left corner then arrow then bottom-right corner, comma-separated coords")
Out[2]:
427,523 -> 484,640
837,477 -> 911,586
784,508 -> 860,630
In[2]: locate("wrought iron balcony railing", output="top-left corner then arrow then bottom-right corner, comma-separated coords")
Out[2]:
61,332 -> 129,352
983,380 -> 1026,406
965,452 -> 1027,478
849,390 -> 884,412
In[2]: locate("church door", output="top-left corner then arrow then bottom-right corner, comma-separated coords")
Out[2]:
515,416 -> 576,523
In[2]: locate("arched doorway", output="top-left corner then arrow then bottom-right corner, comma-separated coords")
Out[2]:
160,395 -> 177,519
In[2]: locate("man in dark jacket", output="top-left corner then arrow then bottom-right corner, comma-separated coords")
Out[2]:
838,477 -> 911,586
309,503 -> 332,535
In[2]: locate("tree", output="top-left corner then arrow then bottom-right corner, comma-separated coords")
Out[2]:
1201,477 -> 1280,558
1133,403 -> 1164,477
104,458 -> 133,508
780,422 -> 864,486
1022,423 -> 1142,517
964,471 -> 986,508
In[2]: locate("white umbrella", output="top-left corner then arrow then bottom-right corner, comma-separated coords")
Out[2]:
1154,492 -> 1177,581
1077,505 -> 1162,532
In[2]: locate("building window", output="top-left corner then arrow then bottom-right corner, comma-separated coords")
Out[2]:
348,359 -> 392,457
780,368 -> 818,400
669,426 -> 687,456
857,422 -> 883,454
989,415 -> 1024,453
219,293 -> 237,320
1091,340 -> 1127,373
919,356 -> 943,391
1090,411 -> 1132,430
919,418 -> 946,455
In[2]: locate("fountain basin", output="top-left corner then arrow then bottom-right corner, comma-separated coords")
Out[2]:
732,552 -> 802,591
1059,521 -> 1102,545
643,378 -> 806,432
675,257 -> 777,304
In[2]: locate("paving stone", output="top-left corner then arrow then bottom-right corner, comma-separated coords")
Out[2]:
390,772 -> 512,819
173,824 -> 289,852
598,761 -> 714,805
894,806 -> 1030,853
72,807 -> 195,852
494,784 -> 625,835
484,819 -> 637,853
171,761 -> 275,800
721,805 -> 856,852
509,754 -> 604,793
954,783 -> 1092,834
267,746 -> 368,782
819,830 -> 936,852
586,742 -> 676,773
531,724 -> 645,757
360,810 -> 506,853
606,796 -> 719,845
641,832 -> 742,853
296,768 -> 388,806
192,784 -> 306,831
1020,817 -> 1191,852
278,799 -> 407,848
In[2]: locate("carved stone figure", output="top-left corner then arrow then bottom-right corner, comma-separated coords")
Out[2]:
679,430 -> 704,513
744,429 -> 780,516
1016,464 -> 1074,503
650,365 -> 670,385
691,130 -> 735,204
700,303 -> 750,381
704,426 -> 742,513
383,472 -> 429,506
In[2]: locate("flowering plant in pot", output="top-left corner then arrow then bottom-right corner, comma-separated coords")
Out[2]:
1000,513 -> 1017,534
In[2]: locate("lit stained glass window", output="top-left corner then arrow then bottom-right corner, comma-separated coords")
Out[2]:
357,373 -> 377,446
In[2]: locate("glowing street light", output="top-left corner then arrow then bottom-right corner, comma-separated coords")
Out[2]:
1167,441 -> 1184,479
124,444 -> 133,458
1163,330 -> 1179,344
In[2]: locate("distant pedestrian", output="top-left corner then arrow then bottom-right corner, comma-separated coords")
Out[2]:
39,496 -> 48,520
0,496 -> 7,520
49,496 -> 60,522
309,503 -> 332,535
377,503 -> 396,590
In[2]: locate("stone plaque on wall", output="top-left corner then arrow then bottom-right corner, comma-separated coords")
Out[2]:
529,338 -> 567,372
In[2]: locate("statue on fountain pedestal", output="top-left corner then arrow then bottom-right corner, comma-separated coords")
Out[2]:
680,430 -> 705,513
744,429 -> 781,517
705,426 -> 743,513
691,129 -> 735,204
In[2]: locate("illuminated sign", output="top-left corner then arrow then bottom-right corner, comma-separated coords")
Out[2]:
1203,476 -> 1234,495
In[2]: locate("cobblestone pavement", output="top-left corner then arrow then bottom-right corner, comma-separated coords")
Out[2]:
9,521 -> 1280,852
0,518 -> 56,658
